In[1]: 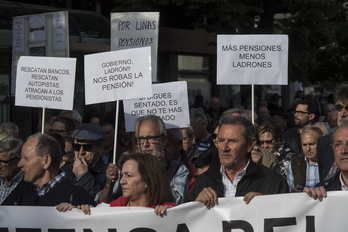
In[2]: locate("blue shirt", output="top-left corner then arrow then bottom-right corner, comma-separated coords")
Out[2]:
287,156 -> 319,191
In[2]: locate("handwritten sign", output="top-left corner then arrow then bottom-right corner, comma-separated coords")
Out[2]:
15,56 -> 76,110
111,12 -> 159,82
123,81 -> 190,131
84,47 -> 152,105
217,35 -> 288,85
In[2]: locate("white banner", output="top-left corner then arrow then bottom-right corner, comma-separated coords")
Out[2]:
84,47 -> 152,105
123,81 -> 190,132
217,34 -> 288,85
1,192 -> 347,232
15,56 -> 76,110
111,12 -> 159,82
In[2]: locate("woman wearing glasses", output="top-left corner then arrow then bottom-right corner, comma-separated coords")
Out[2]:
257,120 -> 298,178
57,153 -> 176,216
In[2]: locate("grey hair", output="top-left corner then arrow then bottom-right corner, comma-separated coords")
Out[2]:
0,122 -> 19,135
135,115 -> 167,137
166,128 -> 183,144
0,137 -> 23,159
181,126 -> 195,137
189,108 -> 208,124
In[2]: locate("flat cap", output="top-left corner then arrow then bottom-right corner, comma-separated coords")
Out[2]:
71,123 -> 104,141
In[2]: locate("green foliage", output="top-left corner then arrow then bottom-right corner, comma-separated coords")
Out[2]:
279,0 -> 348,83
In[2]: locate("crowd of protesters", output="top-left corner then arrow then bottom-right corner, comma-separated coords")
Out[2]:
1,84 -> 348,215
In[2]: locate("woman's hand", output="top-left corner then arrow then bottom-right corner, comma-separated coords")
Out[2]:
154,205 -> 173,216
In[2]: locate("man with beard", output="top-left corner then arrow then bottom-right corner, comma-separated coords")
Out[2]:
317,84 -> 348,181
134,115 -> 189,204
282,100 -> 319,155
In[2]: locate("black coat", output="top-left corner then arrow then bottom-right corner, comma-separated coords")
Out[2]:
189,159 -> 289,201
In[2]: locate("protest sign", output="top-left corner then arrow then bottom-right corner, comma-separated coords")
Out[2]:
84,46 -> 152,105
217,34 -> 288,85
123,81 -> 190,131
15,56 -> 76,110
1,192 -> 347,232
111,12 -> 159,82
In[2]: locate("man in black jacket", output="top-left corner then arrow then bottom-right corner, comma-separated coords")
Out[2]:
17,133 -> 94,206
189,116 -> 288,209
61,123 -> 107,201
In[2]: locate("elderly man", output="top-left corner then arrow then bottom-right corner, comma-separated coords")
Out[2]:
317,84 -> 348,181
61,123 -> 107,201
304,123 -> 348,201
0,137 -> 31,205
189,116 -> 288,208
287,127 -> 322,192
17,133 -> 94,206
135,115 -> 189,204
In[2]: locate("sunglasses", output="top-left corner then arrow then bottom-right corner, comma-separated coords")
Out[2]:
335,104 -> 348,112
73,144 -> 94,152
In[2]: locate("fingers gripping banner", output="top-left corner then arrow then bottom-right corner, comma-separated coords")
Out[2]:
0,192 -> 347,232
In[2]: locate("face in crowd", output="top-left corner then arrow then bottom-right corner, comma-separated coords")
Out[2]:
181,128 -> 195,154
0,150 -> 20,183
335,100 -> 348,126
136,119 -> 166,159
120,159 -> 147,204
301,130 -> 319,163
18,138 -> 46,186
217,122 -> 255,170
332,124 -> 348,173
293,104 -> 315,129
73,140 -> 102,168
258,131 -> 278,154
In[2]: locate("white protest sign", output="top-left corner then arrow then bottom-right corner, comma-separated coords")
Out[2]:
217,34 -> 288,85
84,47 -> 152,105
111,12 -> 159,82
15,56 -> 76,110
1,192 -> 348,232
123,81 -> 190,131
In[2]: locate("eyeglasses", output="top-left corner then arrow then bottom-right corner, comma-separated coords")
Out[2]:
332,142 -> 348,150
49,129 -> 68,133
259,139 -> 275,145
211,133 -> 218,139
136,135 -> 163,145
293,110 -> 310,116
73,144 -> 94,152
335,104 -> 348,112
0,157 -> 19,166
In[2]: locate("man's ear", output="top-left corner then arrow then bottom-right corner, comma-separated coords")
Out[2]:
309,113 -> 315,121
43,154 -> 52,170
